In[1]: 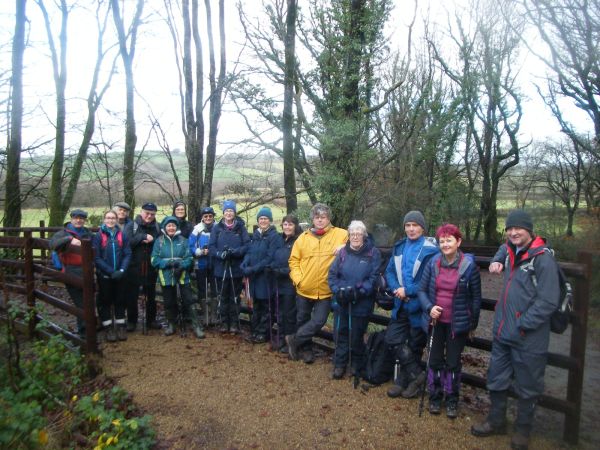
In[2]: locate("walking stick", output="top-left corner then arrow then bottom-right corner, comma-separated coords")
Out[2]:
267,278 -> 274,348
333,288 -> 345,370
351,288 -> 360,389
216,262 -> 228,325
419,320 -> 436,417
141,254 -> 148,335
227,260 -> 241,330
204,273 -> 209,327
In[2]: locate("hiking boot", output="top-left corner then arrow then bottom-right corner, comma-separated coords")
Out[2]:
116,325 -> 127,341
219,323 -> 230,333
286,334 -> 299,360
511,432 -> 530,450
429,400 -> 441,415
164,323 -> 175,336
471,420 -> 508,437
126,322 -> 136,332
446,401 -> 458,419
229,323 -> 240,334
188,307 -> 205,339
332,366 -> 346,380
279,344 -> 289,354
251,334 -> 267,344
401,371 -> 426,399
387,384 -> 404,398
147,320 -> 162,330
193,325 -> 205,339
105,327 -> 117,343
302,349 -> 315,364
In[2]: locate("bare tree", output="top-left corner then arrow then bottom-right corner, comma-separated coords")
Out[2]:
4,0 -> 27,229
543,139 -> 586,236
110,0 -> 144,209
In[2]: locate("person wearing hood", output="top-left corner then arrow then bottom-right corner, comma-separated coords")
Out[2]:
151,216 -> 203,338
241,207 -> 280,344
328,220 -> 381,380
189,206 -> 218,326
49,209 -> 93,336
471,210 -> 560,450
173,200 -> 193,239
208,200 -> 250,334
122,203 -> 162,332
92,210 -> 132,342
270,214 -> 303,353
384,210 -> 439,399
418,223 -> 481,418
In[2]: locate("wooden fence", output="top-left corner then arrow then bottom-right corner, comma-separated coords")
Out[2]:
0,229 -> 592,444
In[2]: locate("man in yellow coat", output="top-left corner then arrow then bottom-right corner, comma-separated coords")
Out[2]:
286,203 -> 348,363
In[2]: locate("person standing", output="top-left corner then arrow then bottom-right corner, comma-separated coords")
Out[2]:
328,220 -> 381,379
113,202 -> 132,228
385,210 -> 438,399
189,206 -> 217,326
173,200 -> 193,239
241,207 -> 279,344
285,203 -> 348,364
49,209 -> 93,336
92,210 -> 132,342
152,216 -> 203,338
471,210 -> 560,450
209,200 -> 250,334
418,223 -> 481,418
123,202 -> 162,332
271,215 -> 302,352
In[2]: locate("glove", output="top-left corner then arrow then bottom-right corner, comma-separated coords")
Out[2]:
173,267 -> 184,279
345,286 -> 355,304
172,260 -> 181,269
356,283 -> 367,296
243,265 -> 253,276
194,248 -> 202,257
337,288 -> 348,306
111,270 -> 124,280
220,250 -> 229,260
164,260 -> 175,269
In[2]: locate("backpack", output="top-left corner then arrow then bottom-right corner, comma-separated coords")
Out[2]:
362,331 -> 394,385
51,250 -> 63,270
513,248 -> 573,334
100,230 -> 123,249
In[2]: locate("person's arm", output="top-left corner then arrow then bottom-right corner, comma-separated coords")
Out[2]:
49,230 -> 71,251
489,244 -> 508,273
288,235 -> 303,287
518,253 -> 561,332
92,233 -> 113,275
327,254 -> 342,295
119,234 -> 132,272
417,260 -> 434,315
360,248 -> 381,294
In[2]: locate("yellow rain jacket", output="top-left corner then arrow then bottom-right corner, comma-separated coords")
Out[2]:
289,226 -> 348,300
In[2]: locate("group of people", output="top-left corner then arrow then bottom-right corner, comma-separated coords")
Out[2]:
50,200 -> 560,450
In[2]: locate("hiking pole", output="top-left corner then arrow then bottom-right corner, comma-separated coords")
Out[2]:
351,288 -> 359,389
419,320 -> 436,417
176,282 -> 187,338
141,256 -> 148,335
333,288 -> 345,371
204,273 -> 209,327
267,277 -> 274,348
216,264 -> 228,325
227,259 -> 241,331
275,281 -> 280,350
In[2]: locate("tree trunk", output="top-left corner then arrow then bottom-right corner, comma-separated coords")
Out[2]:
282,0 -> 298,213
4,0 -> 26,229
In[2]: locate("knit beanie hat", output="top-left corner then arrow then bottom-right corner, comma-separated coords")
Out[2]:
403,210 -> 426,231
160,216 -> 179,230
222,200 -> 236,213
256,207 -> 273,222
505,209 -> 533,232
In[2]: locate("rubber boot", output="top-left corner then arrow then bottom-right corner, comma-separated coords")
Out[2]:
188,305 -> 205,339
428,369 -> 443,415
511,398 -> 536,450
105,325 -> 117,343
471,390 -> 508,437
164,309 -> 177,336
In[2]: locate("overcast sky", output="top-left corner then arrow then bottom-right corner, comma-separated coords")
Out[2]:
0,0 -> 591,158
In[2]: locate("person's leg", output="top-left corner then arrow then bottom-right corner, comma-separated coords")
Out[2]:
124,270 -> 140,330
427,322 -> 447,413
144,269 -> 159,328
350,315 -> 369,376
401,321 -> 428,398
333,309 -> 349,372
182,283 -> 204,338
384,316 -> 411,397
251,298 -> 268,341
471,340 -> 512,437
228,277 -> 243,333
511,348 -> 546,448
162,286 -> 177,335
443,331 -> 467,418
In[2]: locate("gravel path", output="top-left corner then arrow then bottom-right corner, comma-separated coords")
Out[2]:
100,325 -> 586,449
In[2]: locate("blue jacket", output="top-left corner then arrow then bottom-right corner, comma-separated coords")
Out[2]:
241,225 -> 279,299
92,225 -> 132,277
271,233 -> 298,295
209,218 -> 250,278
188,221 -> 214,271
328,241 -> 381,317
418,252 -> 482,335
385,236 -> 438,327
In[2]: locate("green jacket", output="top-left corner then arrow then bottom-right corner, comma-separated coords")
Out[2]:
151,230 -> 193,286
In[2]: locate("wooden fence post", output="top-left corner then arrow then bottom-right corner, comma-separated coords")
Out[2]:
80,239 -> 98,353
564,251 -> 592,443
23,231 -> 37,337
